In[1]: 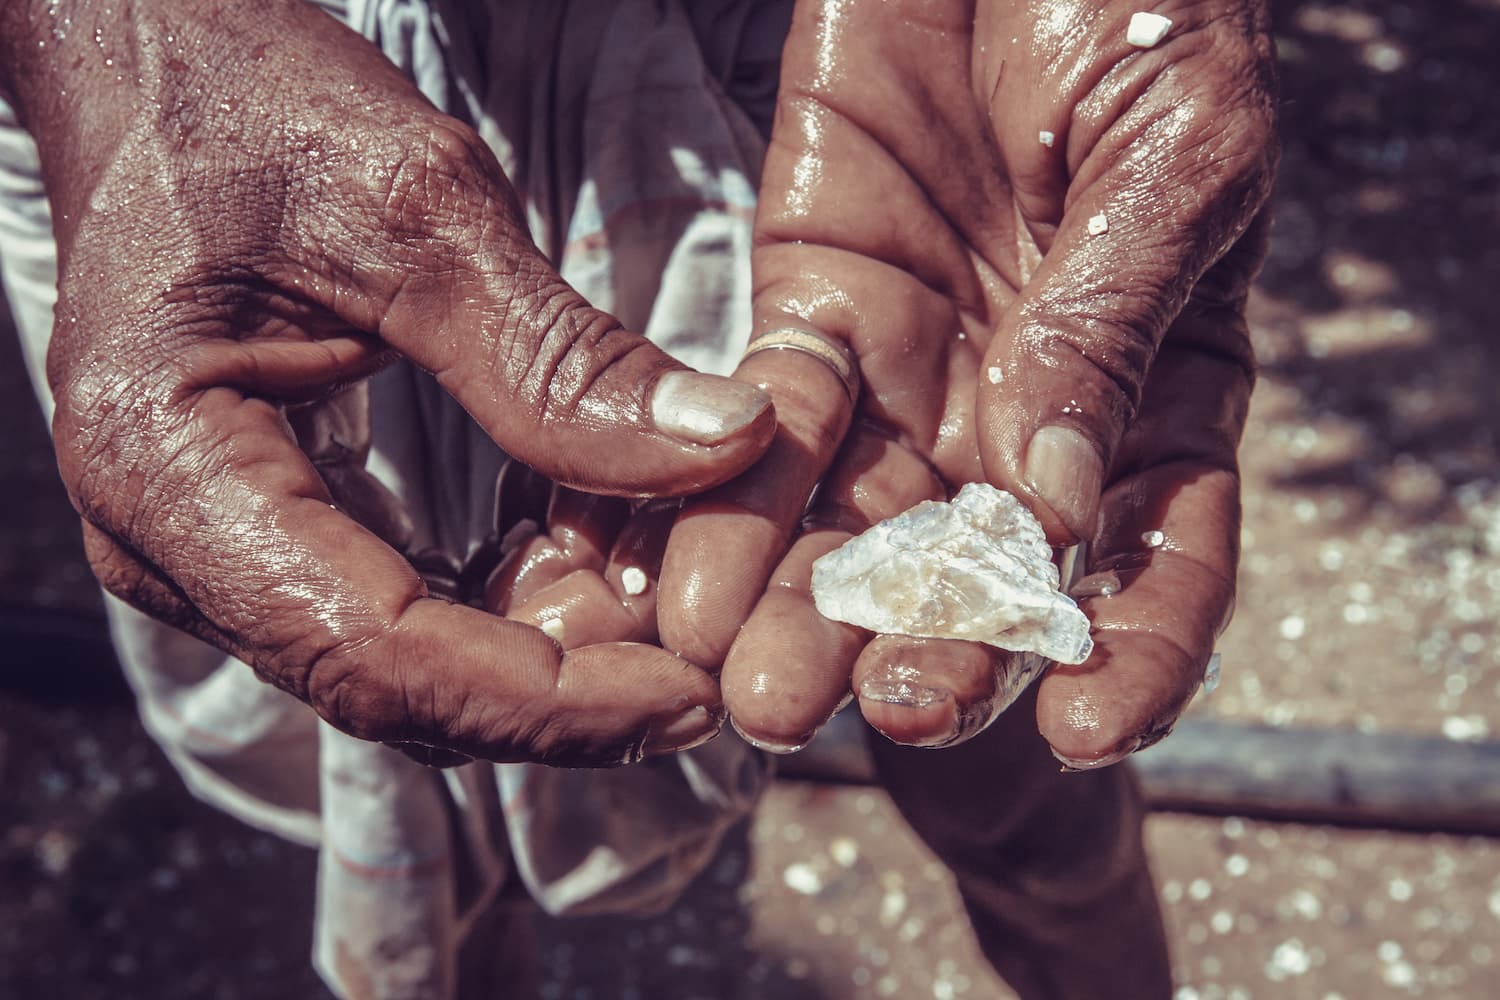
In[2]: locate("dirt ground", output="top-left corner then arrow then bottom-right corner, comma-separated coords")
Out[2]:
4,0 -> 1500,997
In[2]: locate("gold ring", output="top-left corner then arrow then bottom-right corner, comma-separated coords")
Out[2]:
741,328 -> 860,402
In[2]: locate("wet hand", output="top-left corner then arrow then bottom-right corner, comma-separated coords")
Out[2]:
657,0 -> 1277,761
1,0 -> 774,765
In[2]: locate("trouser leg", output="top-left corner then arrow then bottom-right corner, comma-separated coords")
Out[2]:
870,686 -> 1171,1000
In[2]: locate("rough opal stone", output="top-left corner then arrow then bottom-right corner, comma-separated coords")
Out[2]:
810,483 -> 1093,664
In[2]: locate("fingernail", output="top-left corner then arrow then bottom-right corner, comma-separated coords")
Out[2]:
1052,734 -> 1143,772
1023,425 -> 1103,539
651,371 -> 771,446
859,680 -> 961,747
642,704 -> 721,756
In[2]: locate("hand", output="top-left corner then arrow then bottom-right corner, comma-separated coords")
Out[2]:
0,0 -> 775,765
657,0 -> 1277,761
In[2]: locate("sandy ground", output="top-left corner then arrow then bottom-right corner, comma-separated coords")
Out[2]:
4,0 -> 1500,997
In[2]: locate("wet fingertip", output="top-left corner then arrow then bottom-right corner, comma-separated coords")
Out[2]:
650,371 -> 774,447
1050,734 -> 1143,772
641,703 -> 724,756
730,715 -> 814,755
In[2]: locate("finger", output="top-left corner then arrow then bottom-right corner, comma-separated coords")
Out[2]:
1034,339 -> 1249,768
271,111 -> 775,496
318,463 -> 415,552
483,484 -> 631,613
852,636 -> 1015,749
720,426 -> 946,751
55,381 -> 721,766
658,78 -> 972,668
504,501 -> 676,647
492,459 -> 554,542
979,6 -> 1278,543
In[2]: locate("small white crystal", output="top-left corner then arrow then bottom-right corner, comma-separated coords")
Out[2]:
828,837 -> 860,867
1127,12 -> 1173,48
1141,529 -> 1165,548
1087,212 -> 1109,235
1202,652 -> 1222,693
782,863 -> 824,896
986,365 -> 1004,385
1038,129 -> 1056,148
811,483 -> 1093,664
540,618 -> 566,643
620,566 -> 649,596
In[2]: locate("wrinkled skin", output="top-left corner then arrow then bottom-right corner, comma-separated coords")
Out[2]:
649,0 -> 1278,762
0,0 -> 779,766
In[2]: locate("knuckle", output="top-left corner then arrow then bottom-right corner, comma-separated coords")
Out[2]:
304,643 -> 407,743
369,117 -> 504,254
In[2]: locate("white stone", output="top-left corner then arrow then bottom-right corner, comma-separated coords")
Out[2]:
1087,211 -> 1109,236
540,618 -> 566,643
1127,12 -> 1173,48
620,566 -> 648,596
1038,129 -> 1056,148
986,365 -> 1004,385
811,483 -> 1093,664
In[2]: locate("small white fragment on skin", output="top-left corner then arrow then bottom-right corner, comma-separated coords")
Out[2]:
1087,212 -> 1109,236
1141,529 -> 1165,548
782,863 -> 824,896
1127,11 -> 1173,48
1038,129 -> 1056,148
620,566 -> 649,596
986,365 -> 1004,385
1202,652 -> 1222,693
829,837 -> 860,868
540,618 -> 566,643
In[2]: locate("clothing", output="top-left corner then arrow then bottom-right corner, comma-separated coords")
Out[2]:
0,1 -> 792,995
1,3 -> 1172,998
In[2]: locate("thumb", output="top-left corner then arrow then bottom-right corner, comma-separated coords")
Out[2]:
979,16 -> 1276,542
290,114 -> 774,497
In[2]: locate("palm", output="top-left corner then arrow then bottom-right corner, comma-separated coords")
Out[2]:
660,0 -> 1276,757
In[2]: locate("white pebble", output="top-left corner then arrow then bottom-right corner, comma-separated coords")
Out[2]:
1442,715 -> 1489,742
1141,529 -> 1165,548
540,618 -> 566,643
1268,938 -> 1312,978
1039,129 -> 1056,147
1087,211 -> 1109,235
1126,12 -> 1173,48
782,863 -> 824,896
986,365 -> 1004,385
829,837 -> 860,867
621,566 -> 649,596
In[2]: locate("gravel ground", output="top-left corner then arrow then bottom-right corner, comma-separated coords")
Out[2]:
4,1 -> 1500,998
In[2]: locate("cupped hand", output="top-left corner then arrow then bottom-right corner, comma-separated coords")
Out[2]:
0,0 -> 776,765
658,0 -> 1277,761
